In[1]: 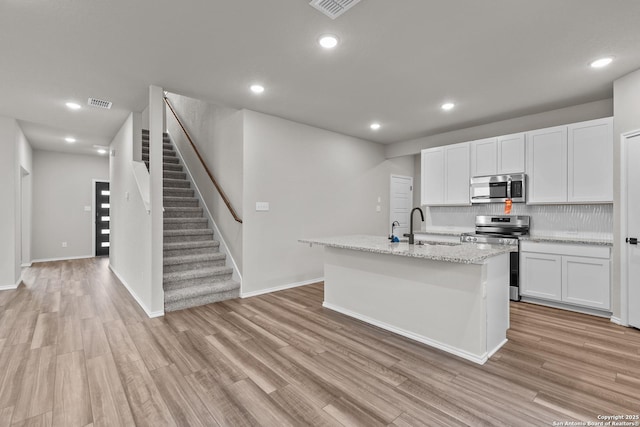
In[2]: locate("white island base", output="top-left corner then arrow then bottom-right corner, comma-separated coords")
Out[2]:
322,246 -> 510,365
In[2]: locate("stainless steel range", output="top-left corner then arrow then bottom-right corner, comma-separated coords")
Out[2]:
461,215 -> 530,301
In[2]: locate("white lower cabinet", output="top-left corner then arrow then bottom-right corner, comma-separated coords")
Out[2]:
520,241 -> 611,311
520,252 -> 562,301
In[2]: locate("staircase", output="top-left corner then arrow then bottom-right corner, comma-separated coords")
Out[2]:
142,129 -> 240,312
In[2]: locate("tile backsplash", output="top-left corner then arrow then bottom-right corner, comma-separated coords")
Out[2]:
427,203 -> 613,238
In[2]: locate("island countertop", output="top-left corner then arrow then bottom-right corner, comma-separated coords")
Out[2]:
299,234 -> 515,264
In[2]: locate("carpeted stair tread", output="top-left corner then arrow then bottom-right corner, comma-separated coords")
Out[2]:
164,188 -> 194,197
164,228 -> 213,237
163,252 -> 226,266
164,217 -> 207,224
145,161 -> 183,171
163,178 -> 191,188
163,265 -> 233,283
163,240 -> 220,251
164,207 -> 203,218
164,281 -> 240,311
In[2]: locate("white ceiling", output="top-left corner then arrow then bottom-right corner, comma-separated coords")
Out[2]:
1,0 -> 640,153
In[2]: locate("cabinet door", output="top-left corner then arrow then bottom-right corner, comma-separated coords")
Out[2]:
567,117 -> 613,202
470,138 -> 497,177
526,126 -> 568,203
445,143 -> 470,205
497,133 -> 525,174
562,256 -> 610,310
520,252 -> 562,301
421,148 -> 445,205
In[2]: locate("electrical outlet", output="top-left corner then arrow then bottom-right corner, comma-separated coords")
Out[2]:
61,242 -> 67,248
376,205 -> 381,212
84,206 -> 91,212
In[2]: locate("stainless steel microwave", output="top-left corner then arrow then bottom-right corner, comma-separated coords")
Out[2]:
470,174 -> 526,204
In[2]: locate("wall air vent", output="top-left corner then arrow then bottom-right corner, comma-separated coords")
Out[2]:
87,98 -> 113,109
309,0 -> 361,19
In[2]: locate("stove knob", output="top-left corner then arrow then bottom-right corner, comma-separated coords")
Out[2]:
498,238 -> 504,244
472,237 -> 478,242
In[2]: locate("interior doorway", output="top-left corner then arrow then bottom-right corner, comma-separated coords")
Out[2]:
622,130 -> 640,329
390,175 -> 414,238
94,181 -> 110,257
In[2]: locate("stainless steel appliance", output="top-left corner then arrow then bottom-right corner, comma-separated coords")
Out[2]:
461,215 -> 530,301
470,173 -> 526,204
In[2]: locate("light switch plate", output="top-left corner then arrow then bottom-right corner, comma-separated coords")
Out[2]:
376,205 -> 381,212
256,202 -> 270,212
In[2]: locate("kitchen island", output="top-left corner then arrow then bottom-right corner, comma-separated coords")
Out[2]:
300,235 -> 515,364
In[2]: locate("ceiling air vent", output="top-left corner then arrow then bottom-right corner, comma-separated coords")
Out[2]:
87,97 -> 113,109
309,0 -> 361,19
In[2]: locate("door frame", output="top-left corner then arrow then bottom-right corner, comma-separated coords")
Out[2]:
92,179 -> 110,257
389,174 -> 414,236
620,129 -> 640,327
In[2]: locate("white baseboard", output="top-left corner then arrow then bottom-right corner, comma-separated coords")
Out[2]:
109,264 -> 164,318
31,254 -> 93,263
241,277 -> 324,298
610,316 -> 623,326
21,263 -> 32,268
519,297 -> 611,318
0,278 -> 22,291
322,301 -> 490,365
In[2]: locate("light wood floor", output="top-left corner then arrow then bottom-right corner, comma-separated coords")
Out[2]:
0,258 -> 639,426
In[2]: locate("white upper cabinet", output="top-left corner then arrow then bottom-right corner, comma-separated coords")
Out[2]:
497,133 -> 526,174
567,117 -> 613,202
421,147 -> 445,205
470,133 -> 525,177
526,125 -> 568,203
421,143 -> 470,206
470,137 -> 497,177
526,117 -> 613,204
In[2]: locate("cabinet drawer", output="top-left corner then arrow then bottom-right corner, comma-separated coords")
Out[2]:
520,241 -> 609,259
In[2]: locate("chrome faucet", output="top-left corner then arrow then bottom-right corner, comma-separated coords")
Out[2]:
409,207 -> 425,244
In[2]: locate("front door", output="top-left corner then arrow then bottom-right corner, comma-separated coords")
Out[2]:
95,181 -> 110,257
626,133 -> 640,329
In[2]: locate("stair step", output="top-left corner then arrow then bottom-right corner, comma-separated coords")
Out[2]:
142,148 -> 176,157
142,140 -> 172,148
164,217 -> 208,230
163,178 -> 191,189
142,154 -> 179,163
163,266 -> 234,289
164,228 -> 213,243
164,280 -> 240,312
164,240 -> 220,257
164,170 -> 186,180
164,207 -> 203,218
163,252 -> 226,273
164,196 -> 199,207
164,187 -> 194,197
145,161 -> 183,172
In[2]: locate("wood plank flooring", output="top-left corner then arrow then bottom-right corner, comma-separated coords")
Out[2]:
1,257 -> 639,426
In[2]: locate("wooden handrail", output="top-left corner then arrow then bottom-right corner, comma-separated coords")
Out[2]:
163,96 -> 243,224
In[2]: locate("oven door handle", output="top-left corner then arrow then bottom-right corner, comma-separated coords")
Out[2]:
506,178 -> 512,200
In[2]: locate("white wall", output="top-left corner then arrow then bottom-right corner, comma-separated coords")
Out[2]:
242,110 -> 414,295
387,99 -> 613,158
613,68 -> 640,319
165,93 -> 244,272
109,112 -> 161,316
32,150 -> 109,261
17,127 -> 33,266
0,117 -> 20,288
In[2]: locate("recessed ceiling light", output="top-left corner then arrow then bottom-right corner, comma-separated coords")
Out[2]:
370,123 -> 381,131
65,137 -> 76,143
590,57 -> 613,68
66,102 -> 81,110
97,149 -> 107,155
250,84 -> 265,94
441,102 -> 455,111
318,35 -> 339,49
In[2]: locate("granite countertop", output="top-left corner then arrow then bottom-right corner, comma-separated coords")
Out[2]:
415,227 -> 473,237
521,235 -> 613,246
299,235 -> 515,264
